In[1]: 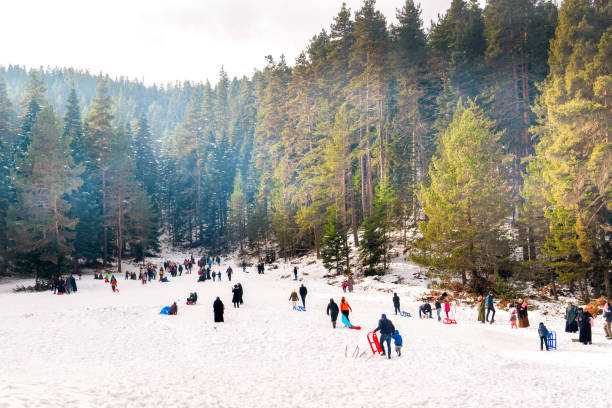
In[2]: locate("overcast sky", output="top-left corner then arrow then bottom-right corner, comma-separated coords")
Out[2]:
0,0 -> 484,85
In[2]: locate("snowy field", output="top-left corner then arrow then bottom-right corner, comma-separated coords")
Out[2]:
0,249 -> 610,408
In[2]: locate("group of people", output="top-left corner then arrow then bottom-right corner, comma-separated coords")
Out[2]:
52,275 -> 78,294
410,293 -> 451,321
231,284 -> 244,308
289,284 -> 308,309
256,260 -> 266,274
564,300 -> 612,345
341,276 -> 354,293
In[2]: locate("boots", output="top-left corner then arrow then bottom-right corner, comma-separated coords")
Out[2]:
332,321 -> 336,328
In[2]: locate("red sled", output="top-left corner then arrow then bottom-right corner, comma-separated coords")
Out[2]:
186,301 -> 195,305
443,318 -> 457,324
367,331 -> 383,355
57,292 -> 64,295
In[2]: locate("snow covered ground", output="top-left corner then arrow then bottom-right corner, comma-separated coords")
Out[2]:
0,248 -> 610,408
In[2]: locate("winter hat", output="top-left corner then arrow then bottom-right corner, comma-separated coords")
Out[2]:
478,296 -> 482,301
511,310 -> 516,314
382,313 -> 387,318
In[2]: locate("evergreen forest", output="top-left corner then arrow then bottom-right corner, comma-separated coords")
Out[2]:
0,0 -> 609,300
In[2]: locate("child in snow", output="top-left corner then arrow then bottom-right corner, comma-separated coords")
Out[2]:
289,290 -> 299,309
510,310 -> 518,329
444,299 -> 450,318
393,330 -> 403,356
538,322 -> 549,351
110,275 -> 117,292
169,302 -> 178,315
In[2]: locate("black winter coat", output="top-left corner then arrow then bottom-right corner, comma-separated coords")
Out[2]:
213,298 -> 224,322
299,286 -> 308,298
392,294 -> 400,306
232,288 -> 240,303
327,301 -> 339,320
374,318 -> 395,335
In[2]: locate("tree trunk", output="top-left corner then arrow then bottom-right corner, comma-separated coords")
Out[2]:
117,190 -> 122,273
551,273 -> 558,300
102,168 -> 107,267
349,167 -> 359,247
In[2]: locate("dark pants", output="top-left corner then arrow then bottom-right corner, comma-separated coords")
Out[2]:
394,304 -> 400,315
486,308 -> 496,322
300,295 -> 306,308
419,309 -> 432,318
342,310 -> 349,319
540,335 -> 549,350
380,334 -> 392,359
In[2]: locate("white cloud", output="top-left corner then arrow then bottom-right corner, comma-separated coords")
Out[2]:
0,0 -> 482,85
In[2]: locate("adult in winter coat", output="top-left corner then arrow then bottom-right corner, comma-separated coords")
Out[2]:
604,300 -> 612,339
578,308 -> 592,345
347,276 -> 354,293
538,322 -> 549,351
485,292 -> 495,323
213,297 -> 224,322
565,302 -> 579,333
326,298 -> 339,328
69,276 -> 77,292
110,276 -> 117,292
340,297 -> 352,320
517,300 -> 530,328
392,293 -> 400,315
226,267 -> 233,281
232,285 -> 240,308
373,314 -> 395,359
237,283 -> 244,304
293,266 -> 298,280
169,302 -> 178,315
289,290 -> 299,309
299,284 -> 307,308
435,298 -> 442,321
477,296 -> 486,323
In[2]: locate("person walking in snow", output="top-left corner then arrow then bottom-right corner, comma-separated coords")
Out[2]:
232,285 -> 240,308
69,275 -> 77,293
212,271 -> 216,282
293,266 -> 298,280
603,300 -> 612,339
477,296 -> 486,323
392,293 -> 400,315
226,266 -> 232,281
237,283 -> 244,304
565,302 -> 579,333
444,299 -> 451,318
213,297 -> 224,322
485,292 -> 495,323
299,284 -> 307,308
517,299 -> 530,328
373,314 -> 395,359
347,276 -> 354,293
242,261 -> 246,273
578,308 -> 593,345
110,275 -> 117,292
510,310 -> 518,329
435,298 -> 442,321
393,329 -> 403,356
327,298 -> 339,328
538,322 -> 549,351
341,281 -> 348,293
77,269 -> 82,280
289,290 -> 299,309
340,297 -> 352,320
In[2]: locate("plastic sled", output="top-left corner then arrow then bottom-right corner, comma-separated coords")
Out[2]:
186,301 -> 195,305
367,331 -> 383,355
547,331 -> 557,350
341,313 -> 361,330
57,292 -> 64,295
443,318 -> 457,324
159,306 -> 170,315
296,306 -> 306,312
401,311 -> 411,317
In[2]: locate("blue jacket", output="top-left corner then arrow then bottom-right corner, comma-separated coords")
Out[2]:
486,295 -> 494,309
538,323 -> 549,338
392,330 -> 403,346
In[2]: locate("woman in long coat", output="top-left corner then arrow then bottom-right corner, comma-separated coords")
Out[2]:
577,308 -> 592,345
565,302 -> 579,333
477,296 -> 486,323
517,299 -> 530,328
213,297 -> 224,322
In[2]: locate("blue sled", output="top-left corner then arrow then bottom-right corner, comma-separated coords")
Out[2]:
401,311 -> 411,317
341,313 -> 361,330
297,306 -> 306,311
159,306 -> 170,315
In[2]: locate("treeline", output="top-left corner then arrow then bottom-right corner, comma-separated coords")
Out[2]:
0,0 -> 609,300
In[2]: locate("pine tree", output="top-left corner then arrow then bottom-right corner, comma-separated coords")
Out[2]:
321,212 -> 350,275
359,189 -> 391,276
15,72 -> 47,159
411,102 -> 512,290
528,0 -> 611,298
9,106 -> 83,285
134,112 -> 159,209
82,78 -> 114,266
0,74 -> 14,275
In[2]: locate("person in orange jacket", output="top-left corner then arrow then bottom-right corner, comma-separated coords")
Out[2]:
340,297 -> 352,319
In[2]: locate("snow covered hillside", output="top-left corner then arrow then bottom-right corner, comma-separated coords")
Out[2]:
0,249 -> 610,408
